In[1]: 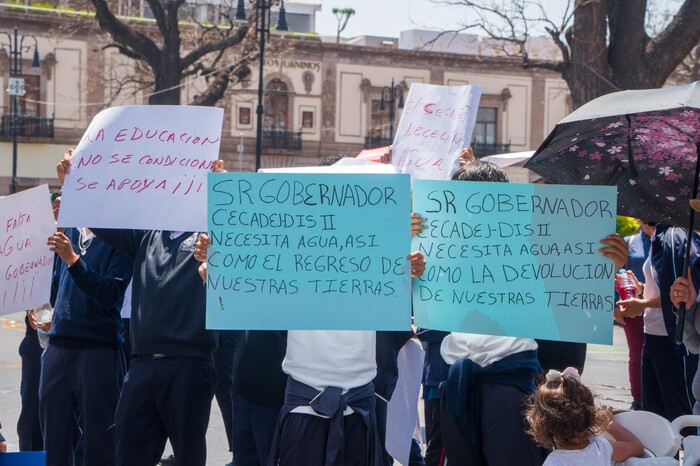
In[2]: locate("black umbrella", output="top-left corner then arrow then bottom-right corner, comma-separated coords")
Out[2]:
525,81 -> 700,344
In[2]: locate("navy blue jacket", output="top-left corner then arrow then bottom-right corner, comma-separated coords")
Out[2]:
650,225 -> 700,344
49,228 -> 133,348
92,230 -> 217,359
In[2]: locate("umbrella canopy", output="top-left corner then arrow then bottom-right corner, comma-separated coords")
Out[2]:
525,81 -> 700,227
482,150 -> 534,168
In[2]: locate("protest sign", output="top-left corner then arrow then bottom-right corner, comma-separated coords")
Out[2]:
0,185 -> 56,316
391,83 -> 482,180
412,180 -> 617,344
386,339 -> 425,466
58,105 -> 224,231
206,172 -> 412,330
0,452 -> 46,466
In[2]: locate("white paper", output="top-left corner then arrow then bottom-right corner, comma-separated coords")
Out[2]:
120,280 -> 133,319
58,105 -> 224,231
386,339 -> 426,466
391,83 -> 482,180
0,185 -> 56,315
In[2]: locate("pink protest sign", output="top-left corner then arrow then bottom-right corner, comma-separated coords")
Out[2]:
58,105 -> 224,231
391,83 -> 482,180
0,185 -> 56,316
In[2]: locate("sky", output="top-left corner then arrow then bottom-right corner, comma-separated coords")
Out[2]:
314,0 -> 468,39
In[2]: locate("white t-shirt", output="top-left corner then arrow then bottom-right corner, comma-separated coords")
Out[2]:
543,436 -> 612,466
642,256 -> 668,336
440,333 -> 537,367
282,330 -> 377,392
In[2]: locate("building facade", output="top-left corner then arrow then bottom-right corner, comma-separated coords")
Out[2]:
0,1 -> 569,193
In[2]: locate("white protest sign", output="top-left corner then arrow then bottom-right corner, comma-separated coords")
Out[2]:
391,83 -> 482,180
386,339 -> 425,466
58,105 -> 224,231
0,185 -> 56,316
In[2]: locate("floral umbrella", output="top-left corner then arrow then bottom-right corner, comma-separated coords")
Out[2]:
525,81 -> 700,343
525,83 -> 700,226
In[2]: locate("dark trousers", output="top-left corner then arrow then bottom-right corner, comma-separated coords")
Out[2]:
623,316 -> 645,403
424,398 -> 443,466
18,332 -> 43,451
114,356 -> 216,466
232,395 -> 279,466
642,334 -> 697,422
440,382 -> 547,466
214,333 -> 236,453
39,345 -> 125,466
276,412 -> 368,466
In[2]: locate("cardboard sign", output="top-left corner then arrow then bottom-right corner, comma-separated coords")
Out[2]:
386,339 -> 425,466
412,180 -> 617,344
206,172 -> 412,330
0,185 -> 56,316
58,105 -> 224,231
391,83 -> 482,180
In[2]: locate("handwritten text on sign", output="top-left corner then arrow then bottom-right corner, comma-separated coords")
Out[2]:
412,181 -> 617,344
58,105 -> 224,231
0,185 -> 56,316
206,173 -> 412,330
391,83 -> 482,180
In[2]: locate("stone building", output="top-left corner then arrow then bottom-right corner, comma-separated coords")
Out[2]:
0,0 -> 569,193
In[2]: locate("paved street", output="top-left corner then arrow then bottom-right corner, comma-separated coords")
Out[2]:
0,312 -> 632,464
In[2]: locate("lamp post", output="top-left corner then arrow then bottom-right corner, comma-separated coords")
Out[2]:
0,27 -> 40,194
236,0 -> 288,172
379,78 -> 404,142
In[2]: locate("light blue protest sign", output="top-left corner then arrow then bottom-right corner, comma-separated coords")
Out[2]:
412,180 -> 617,344
206,172 -> 412,330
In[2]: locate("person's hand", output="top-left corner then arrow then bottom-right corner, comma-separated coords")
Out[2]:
411,213 -> 427,237
27,310 -> 38,331
626,270 -> 644,296
617,297 -> 648,318
408,251 -> 426,278
0,439 -> 6,453
671,273 -> 697,308
613,306 -> 626,325
459,147 -> 476,167
379,146 -> 392,164
212,159 -> 226,173
56,148 -> 74,185
599,234 -> 628,270
194,233 -> 210,262
38,320 -> 51,333
198,262 -> 207,283
47,232 -> 79,267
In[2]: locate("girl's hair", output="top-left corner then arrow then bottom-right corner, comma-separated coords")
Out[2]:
525,371 -> 610,449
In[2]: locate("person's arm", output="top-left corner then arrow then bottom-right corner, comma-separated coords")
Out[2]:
66,249 -> 133,310
0,421 -> 6,453
617,295 -> 661,318
607,421 -> 644,462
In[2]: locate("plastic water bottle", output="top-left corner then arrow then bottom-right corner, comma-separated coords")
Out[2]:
616,269 -> 638,300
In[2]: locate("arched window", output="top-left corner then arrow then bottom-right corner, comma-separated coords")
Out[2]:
264,79 -> 288,131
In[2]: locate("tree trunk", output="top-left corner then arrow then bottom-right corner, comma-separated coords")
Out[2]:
149,55 -> 182,105
565,0 -> 610,109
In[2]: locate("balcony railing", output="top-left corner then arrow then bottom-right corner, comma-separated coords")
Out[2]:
263,131 -> 302,151
364,136 -> 393,149
474,142 -> 511,157
0,114 -> 55,139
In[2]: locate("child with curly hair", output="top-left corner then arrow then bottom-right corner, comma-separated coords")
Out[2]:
526,367 -> 644,465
